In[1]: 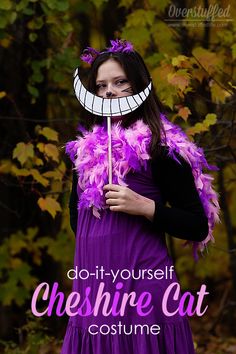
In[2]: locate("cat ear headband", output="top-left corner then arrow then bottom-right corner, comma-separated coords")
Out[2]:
73,39 -> 152,183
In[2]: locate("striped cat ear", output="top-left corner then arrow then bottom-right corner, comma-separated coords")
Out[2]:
73,68 -> 152,117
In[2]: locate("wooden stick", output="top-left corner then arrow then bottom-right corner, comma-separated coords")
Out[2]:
107,116 -> 112,184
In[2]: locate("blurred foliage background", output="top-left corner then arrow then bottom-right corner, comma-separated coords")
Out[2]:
0,0 -> 236,353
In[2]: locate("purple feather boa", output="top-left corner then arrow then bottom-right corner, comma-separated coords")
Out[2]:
65,115 -> 220,256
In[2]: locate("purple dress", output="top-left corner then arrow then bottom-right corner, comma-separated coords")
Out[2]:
61,162 -> 195,354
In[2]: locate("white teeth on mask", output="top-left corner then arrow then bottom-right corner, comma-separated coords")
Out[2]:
102,98 -> 111,115
126,96 -> 138,110
92,96 -> 103,114
73,68 -> 152,117
79,84 -> 86,104
145,85 -> 151,96
85,91 -> 96,111
110,99 -> 120,115
73,68 -> 78,78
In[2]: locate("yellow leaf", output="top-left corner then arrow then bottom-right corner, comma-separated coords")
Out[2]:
29,169 -> 49,187
58,161 -> 66,174
37,142 -> 45,153
9,234 -> 27,255
0,159 -> 12,173
204,113 -> 217,126
167,70 -> 191,91
38,126 -> 59,141
51,180 -> 62,194
178,106 -> 191,121
118,0 -> 135,8
164,93 -> 175,110
0,0 -> 12,10
152,64 -> 178,109
33,157 -> 44,166
192,47 -> 222,74
210,82 -> 231,104
0,38 -> 11,48
192,68 -> 206,83
148,0 -> 170,12
13,142 -> 34,166
151,21 -> 179,56
10,258 -> 23,268
125,9 -> 156,28
0,91 -> 6,99
38,197 -> 62,218
44,143 -> 59,162
43,170 -> 62,180
11,165 -> 30,177
231,43 -> 236,60
186,113 -> 217,136
228,81 -> 236,89
172,55 -> 189,67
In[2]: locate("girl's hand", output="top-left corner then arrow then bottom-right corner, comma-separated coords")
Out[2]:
103,184 -> 155,221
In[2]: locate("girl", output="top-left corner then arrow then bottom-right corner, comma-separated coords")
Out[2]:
62,39 -> 219,354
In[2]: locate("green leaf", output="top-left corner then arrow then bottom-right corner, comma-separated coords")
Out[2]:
121,27 -> 150,55
16,0 -> 30,11
27,16 -> 44,30
46,0 -> 65,10
151,21 -> 179,56
148,0 -> 170,12
118,0 -> 135,8
9,234 -> 27,255
53,71 -> 65,83
29,32 -> 38,42
46,231 -> 73,262
0,0 -> 12,10
231,43 -> 236,60
125,9 -> 156,28
145,53 -> 164,67
10,11 -> 17,24
27,84 -> 39,97
57,0 -> 69,11
22,7 -> 35,15
90,0 -> 109,9
0,15 -> 8,28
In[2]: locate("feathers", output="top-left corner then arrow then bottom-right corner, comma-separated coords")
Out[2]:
65,115 -> 220,255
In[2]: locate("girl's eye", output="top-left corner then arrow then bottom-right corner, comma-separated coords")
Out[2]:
96,83 -> 106,89
116,79 -> 128,85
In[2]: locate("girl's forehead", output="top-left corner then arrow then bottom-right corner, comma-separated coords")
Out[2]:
96,59 -> 126,80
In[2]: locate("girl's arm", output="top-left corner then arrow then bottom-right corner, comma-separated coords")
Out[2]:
150,146 -> 209,242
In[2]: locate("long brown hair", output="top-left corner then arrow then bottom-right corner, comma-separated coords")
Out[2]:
82,50 -> 165,158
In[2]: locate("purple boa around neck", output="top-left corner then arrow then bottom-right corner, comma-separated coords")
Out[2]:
65,114 -> 220,257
